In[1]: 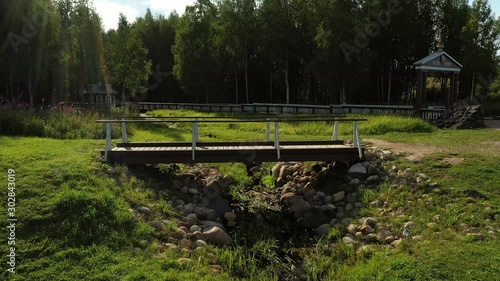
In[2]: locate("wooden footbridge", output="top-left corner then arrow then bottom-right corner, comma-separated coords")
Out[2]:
96,115 -> 367,164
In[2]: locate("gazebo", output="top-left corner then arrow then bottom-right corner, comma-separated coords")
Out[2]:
83,83 -> 118,106
413,44 -> 463,110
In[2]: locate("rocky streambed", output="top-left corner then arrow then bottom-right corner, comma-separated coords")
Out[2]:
126,145 -> 446,253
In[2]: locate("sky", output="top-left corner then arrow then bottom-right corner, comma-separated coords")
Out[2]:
94,0 -> 500,31
94,0 -> 196,30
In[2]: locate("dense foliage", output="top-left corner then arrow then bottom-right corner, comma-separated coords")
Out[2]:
1,0 -> 500,107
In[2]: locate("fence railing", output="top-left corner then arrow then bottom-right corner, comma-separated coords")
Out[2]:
136,102 -> 445,120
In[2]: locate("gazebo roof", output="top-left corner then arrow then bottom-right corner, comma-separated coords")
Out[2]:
414,51 -> 462,73
87,83 -> 118,95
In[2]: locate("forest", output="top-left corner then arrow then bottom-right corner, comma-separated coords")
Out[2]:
1,0 -> 499,108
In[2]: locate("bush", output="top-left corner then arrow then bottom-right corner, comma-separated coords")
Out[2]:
0,108 -> 124,139
484,96 -> 500,116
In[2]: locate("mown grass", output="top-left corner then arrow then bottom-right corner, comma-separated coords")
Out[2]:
130,110 -> 435,142
0,109 -> 498,280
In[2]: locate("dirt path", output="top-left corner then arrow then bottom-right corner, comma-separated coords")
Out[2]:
364,138 -> 449,162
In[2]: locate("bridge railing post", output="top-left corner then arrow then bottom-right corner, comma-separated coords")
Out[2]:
332,120 -> 339,141
266,119 -> 271,142
353,121 -> 363,159
105,122 -> 112,161
274,121 -> 280,160
192,120 -> 198,161
121,118 -> 128,143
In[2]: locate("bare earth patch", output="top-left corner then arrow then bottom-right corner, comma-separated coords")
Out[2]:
442,157 -> 466,165
365,138 -> 446,162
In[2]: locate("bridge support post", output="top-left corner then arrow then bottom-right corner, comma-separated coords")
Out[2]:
332,121 -> 339,141
121,118 -> 128,143
274,122 -> 280,160
105,123 -> 112,161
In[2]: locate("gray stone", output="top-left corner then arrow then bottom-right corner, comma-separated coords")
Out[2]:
194,207 -> 217,220
149,220 -> 163,231
206,197 -> 232,218
349,178 -> 361,186
201,220 -> 226,231
189,225 -> 202,232
304,189 -> 316,199
164,243 -> 178,250
316,224 -> 331,236
345,203 -> 354,211
137,206 -> 151,215
180,186 -> 189,194
203,226 -> 232,246
316,191 -> 326,198
184,203 -> 195,212
381,150 -> 394,161
175,199 -> 185,206
289,199 -> 312,219
366,175 -> 380,184
195,240 -> 208,247
324,196 -> 333,204
348,163 -> 367,178
224,212 -> 236,222
302,211 -> 331,229
341,217 -> 353,225
188,188 -> 199,195
342,234 -> 357,244
367,164 -> 379,176
333,191 -> 345,202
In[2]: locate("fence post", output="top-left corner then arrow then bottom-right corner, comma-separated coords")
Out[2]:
105,122 -> 112,161
274,122 -> 280,160
121,118 -> 128,143
266,119 -> 271,142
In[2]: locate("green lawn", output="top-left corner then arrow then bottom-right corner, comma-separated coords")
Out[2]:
0,110 -> 498,280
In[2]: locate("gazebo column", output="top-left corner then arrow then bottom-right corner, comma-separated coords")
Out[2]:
450,73 -> 459,107
422,72 -> 428,108
416,71 -> 423,111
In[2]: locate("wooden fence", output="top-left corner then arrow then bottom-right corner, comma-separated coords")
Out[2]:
136,102 -> 445,120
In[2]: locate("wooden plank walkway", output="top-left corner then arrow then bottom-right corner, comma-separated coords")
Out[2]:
104,141 -> 363,164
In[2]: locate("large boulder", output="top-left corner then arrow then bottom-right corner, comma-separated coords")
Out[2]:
348,163 -> 367,178
203,226 -> 232,246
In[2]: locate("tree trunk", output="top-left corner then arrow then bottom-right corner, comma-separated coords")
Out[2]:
470,74 -> 475,100
269,71 -> 273,103
235,70 -> 239,104
285,56 -> 290,104
381,67 -> 385,104
122,85 -> 126,107
387,61 -> 393,105
29,44 -> 33,110
244,48 -> 249,104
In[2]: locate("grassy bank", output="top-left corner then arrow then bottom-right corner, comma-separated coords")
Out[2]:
0,109 -> 498,280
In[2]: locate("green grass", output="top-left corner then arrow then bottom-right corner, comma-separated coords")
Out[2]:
0,109 -> 498,280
